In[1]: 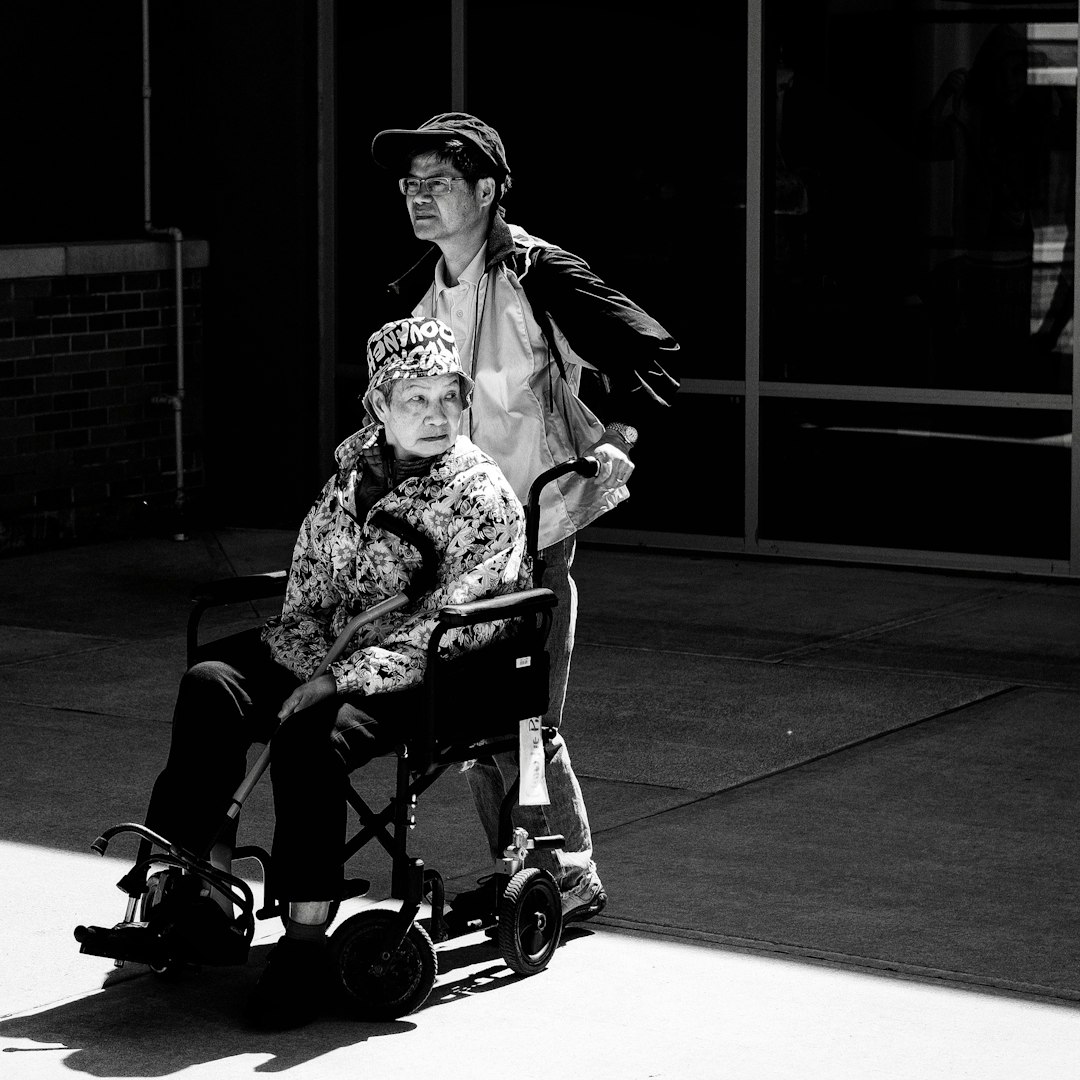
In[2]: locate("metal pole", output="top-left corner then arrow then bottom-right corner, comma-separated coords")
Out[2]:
745,0 -> 763,551
451,0 -> 467,111
1071,36 -> 1080,572
142,0 -> 187,539
316,0 -> 337,471
142,0 -> 152,228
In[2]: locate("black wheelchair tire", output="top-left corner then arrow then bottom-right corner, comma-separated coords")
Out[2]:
329,909 -> 438,1020
497,867 -> 563,976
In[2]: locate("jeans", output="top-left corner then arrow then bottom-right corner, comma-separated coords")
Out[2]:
464,536 -> 598,890
145,629 -> 416,901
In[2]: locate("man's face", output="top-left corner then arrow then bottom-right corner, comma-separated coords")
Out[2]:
372,373 -> 464,460
405,151 -> 490,244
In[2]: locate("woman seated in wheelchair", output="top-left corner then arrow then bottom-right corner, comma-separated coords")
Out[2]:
86,316 -> 530,1028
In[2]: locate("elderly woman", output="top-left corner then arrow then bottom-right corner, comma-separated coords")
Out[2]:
85,316 -> 529,1029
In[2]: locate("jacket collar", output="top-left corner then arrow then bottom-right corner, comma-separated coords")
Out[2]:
335,423 -> 484,483
484,213 -> 516,269
387,212 -> 520,303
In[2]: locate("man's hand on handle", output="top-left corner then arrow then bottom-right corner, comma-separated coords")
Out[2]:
585,439 -> 635,490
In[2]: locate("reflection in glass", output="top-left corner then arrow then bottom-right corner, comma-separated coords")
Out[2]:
918,20 -> 1075,391
764,4 -> 1077,393
760,399 -> 1070,558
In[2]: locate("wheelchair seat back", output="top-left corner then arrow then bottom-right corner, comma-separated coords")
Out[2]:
417,624 -> 551,770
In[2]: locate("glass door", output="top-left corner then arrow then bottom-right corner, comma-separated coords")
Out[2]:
758,1 -> 1078,572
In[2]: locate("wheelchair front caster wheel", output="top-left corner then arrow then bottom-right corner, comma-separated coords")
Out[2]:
497,867 -> 563,976
139,870 -> 187,980
330,909 -> 438,1020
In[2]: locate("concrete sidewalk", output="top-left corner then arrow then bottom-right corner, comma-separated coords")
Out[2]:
1,530 -> 1078,1078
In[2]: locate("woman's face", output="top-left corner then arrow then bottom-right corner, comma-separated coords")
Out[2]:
371,373 -> 464,459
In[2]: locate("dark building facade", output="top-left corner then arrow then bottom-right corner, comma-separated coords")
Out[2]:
2,1 -> 1078,577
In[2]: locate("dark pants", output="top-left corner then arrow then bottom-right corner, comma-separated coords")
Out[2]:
145,628 -> 420,901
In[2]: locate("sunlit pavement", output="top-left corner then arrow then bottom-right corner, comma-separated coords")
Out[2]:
2,840 -> 1077,1080
2,533 -> 1079,1078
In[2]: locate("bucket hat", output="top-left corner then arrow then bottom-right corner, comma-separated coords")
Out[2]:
362,316 -> 474,420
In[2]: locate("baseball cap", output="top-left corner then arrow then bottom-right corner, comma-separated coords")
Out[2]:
371,112 -> 510,182
362,316 -> 474,420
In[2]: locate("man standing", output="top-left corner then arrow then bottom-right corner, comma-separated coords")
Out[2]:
370,114 -> 680,923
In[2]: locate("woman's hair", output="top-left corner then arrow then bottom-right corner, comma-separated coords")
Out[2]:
375,373 -> 468,406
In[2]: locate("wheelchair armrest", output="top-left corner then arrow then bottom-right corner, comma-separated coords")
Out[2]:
190,571 -> 288,606
435,587 -> 557,629
187,571 -> 288,667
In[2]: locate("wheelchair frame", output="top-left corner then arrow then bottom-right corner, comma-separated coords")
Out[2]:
76,456 -> 599,1019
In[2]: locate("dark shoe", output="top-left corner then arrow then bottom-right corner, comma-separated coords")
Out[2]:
247,938 -> 330,1030
158,894 -> 249,966
561,879 -> 607,924
445,875 -> 497,934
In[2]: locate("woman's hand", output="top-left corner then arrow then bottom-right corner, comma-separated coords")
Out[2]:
278,673 -> 337,720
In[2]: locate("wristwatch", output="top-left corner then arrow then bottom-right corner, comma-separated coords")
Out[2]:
605,422 -> 639,451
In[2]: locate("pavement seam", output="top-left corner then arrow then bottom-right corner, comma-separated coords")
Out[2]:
0,640 -> 131,669
576,638 -> 1078,692
778,656 -> 1080,694
0,698 -> 171,724
575,638 -> 1068,694
594,919 -> 1080,1005
757,589 -> 1016,662
578,684 -> 1027,834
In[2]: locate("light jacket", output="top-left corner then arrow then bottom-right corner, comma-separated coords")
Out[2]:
261,426 -> 529,697
380,215 -> 680,551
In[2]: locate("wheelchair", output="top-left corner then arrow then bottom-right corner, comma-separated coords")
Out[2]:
75,456 -> 599,1020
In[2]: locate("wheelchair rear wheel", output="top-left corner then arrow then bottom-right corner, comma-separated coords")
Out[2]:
497,867 -> 563,976
330,909 -> 438,1020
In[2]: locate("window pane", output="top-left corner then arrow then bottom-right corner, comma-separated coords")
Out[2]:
595,393 -> 744,537
764,2 -> 1077,393
760,398 -> 1071,558
467,0 -> 746,382
336,2 -> 453,439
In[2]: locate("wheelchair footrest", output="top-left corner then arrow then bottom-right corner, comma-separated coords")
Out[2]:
75,922 -> 170,966
75,917 -> 250,968
530,834 -> 565,850
75,882 -> 251,969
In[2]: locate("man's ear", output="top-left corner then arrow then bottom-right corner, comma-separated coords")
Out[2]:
477,176 -> 496,209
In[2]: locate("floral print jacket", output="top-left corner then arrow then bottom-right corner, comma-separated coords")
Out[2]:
261,425 -> 529,697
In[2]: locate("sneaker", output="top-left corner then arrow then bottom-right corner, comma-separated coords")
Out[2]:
561,878 -> 607,924
246,937 -> 330,1030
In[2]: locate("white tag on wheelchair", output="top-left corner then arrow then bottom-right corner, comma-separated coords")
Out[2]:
518,716 -> 550,806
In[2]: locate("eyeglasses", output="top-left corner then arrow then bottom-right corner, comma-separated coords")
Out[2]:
398,176 -> 470,197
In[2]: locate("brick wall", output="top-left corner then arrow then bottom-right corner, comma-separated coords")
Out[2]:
0,242 -> 207,553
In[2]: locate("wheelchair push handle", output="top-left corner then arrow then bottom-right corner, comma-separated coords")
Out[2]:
525,456 -> 600,563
